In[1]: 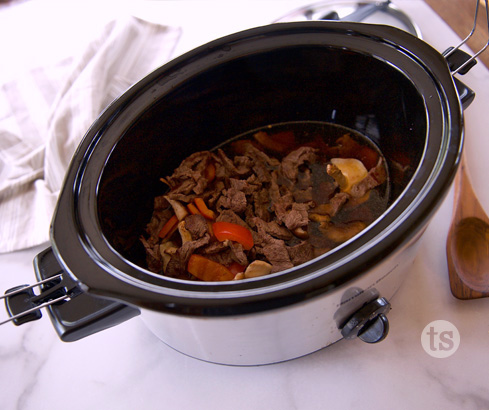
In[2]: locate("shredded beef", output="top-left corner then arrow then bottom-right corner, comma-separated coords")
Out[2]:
215,149 -> 251,178
261,220 -> 293,241
217,187 -> 247,213
205,181 -> 225,207
154,195 -> 169,210
287,241 -> 314,266
296,168 -> 312,189
328,192 -> 350,216
244,143 -> 280,183
244,142 -> 280,167
252,217 -> 272,247
252,218 -> 292,271
167,179 -> 195,198
311,192 -> 350,217
164,151 -> 212,188
141,236 -> 162,272
293,185 -> 313,203
145,201 -> 173,242
233,155 -> 253,175
261,241 -> 294,273
350,158 -> 387,198
202,240 -> 248,266
271,191 -> 294,224
202,241 -> 229,254
165,256 -> 185,278
284,202 -> 311,230
216,209 -> 250,228
204,249 -> 235,267
180,235 -> 210,262
280,146 -> 318,181
184,214 -> 208,239
228,242 -> 248,266
229,177 -> 260,195
141,125 -> 388,281
252,188 -> 271,222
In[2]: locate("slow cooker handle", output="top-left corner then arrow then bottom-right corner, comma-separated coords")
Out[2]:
443,48 -> 476,109
442,0 -> 489,110
33,247 -> 141,341
2,247 -> 140,341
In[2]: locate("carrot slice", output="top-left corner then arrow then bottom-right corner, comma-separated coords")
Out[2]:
254,130 -> 295,153
212,221 -> 254,250
204,162 -> 216,182
187,254 -> 234,281
187,203 -> 201,215
158,215 -> 178,239
194,198 -> 216,220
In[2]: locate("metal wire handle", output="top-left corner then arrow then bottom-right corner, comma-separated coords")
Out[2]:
0,274 -> 70,326
0,295 -> 69,326
444,0 -> 489,74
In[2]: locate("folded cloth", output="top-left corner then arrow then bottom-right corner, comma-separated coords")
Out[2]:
0,16 -> 181,253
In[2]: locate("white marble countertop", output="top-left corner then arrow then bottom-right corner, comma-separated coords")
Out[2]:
1,1 -> 489,409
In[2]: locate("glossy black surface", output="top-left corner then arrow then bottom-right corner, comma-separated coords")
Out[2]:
49,21 -> 463,316
4,285 -> 42,325
33,248 -> 140,341
100,47 -> 423,267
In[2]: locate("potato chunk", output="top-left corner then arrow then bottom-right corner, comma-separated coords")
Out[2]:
330,158 -> 368,193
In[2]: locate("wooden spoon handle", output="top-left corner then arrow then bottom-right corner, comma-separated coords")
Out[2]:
446,154 -> 489,299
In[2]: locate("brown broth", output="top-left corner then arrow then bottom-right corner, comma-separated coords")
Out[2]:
226,121 -> 390,252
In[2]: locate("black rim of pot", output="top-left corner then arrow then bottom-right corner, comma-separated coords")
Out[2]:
50,21 -> 462,315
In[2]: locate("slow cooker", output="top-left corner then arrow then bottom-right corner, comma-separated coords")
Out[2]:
2,20 -> 480,365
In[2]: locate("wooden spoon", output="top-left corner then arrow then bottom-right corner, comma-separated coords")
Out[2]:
446,152 -> 489,299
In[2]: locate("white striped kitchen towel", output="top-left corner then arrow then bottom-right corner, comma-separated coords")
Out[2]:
0,16 -> 181,253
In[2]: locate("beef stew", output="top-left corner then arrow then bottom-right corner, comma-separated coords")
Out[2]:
141,121 -> 389,281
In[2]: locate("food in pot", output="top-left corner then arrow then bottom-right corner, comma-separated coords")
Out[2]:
140,122 -> 389,281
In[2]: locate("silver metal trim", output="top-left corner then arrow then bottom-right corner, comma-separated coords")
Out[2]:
444,0 -> 489,75
0,294 -> 70,326
0,274 -> 67,326
273,0 -> 422,38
